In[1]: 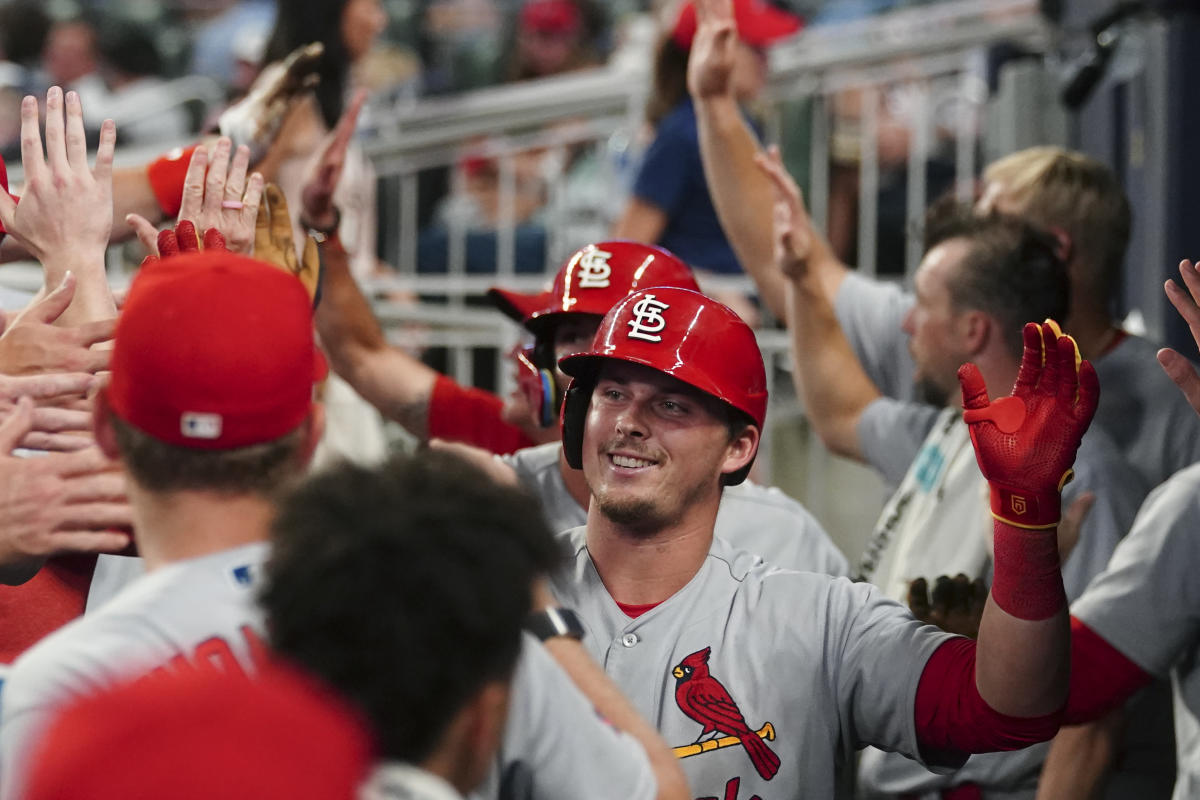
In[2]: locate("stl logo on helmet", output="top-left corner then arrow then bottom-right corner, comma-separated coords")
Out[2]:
627,295 -> 670,342
576,246 -> 614,289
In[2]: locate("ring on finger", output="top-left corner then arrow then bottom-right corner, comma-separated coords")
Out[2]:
221,200 -> 245,210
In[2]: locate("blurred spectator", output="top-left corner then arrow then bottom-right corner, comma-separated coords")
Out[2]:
612,0 -> 801,275
186,0 -> 277,91
0,2 -> 51,159
504,0 -> 605,82
257,0 -> 392,469
93,20 -> 191,145
41,17 -> 105,109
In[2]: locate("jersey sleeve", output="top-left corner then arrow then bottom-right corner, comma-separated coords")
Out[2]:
475,634 -> 657,800
833,272 -> 916,401
822,576 -> 962,770
857,398 -> 942,486
1072,464 -> 1200,679
427,374 -> 535,456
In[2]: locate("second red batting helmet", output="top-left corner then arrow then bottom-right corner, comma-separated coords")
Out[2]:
558,287 -> 767,486
488,241 -> 699,335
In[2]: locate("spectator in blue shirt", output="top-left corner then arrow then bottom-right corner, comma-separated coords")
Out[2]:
612,0 -> 802,274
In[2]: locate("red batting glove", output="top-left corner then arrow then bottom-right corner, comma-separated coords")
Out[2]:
959,321 -> 1099,529
156,221 -> 228,259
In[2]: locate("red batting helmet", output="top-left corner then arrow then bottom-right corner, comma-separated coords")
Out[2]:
559,287 -> 767,486
488,241 -> 699,336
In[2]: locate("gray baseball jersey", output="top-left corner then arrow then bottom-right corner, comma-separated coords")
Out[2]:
854,399 -> 1158,798
0,542 -> 271,800
835,272 -> 1200,488
473,634 -> 658,800
1073,462 -> 1200,800
503,442 -> 850,577
547,529 -> 960,799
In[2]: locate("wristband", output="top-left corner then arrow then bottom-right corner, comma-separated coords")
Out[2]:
147,144 -> 200,219
990,521 -> 1065,621
524,608 -> 585,642
300,207 -> 341,244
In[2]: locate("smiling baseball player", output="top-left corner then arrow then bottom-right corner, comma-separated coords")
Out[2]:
513,286 -> 1097,799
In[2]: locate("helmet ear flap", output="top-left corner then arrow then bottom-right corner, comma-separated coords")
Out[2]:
560,376 -> 594,470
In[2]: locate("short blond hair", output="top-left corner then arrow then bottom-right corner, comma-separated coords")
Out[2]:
984,147 -> 1130,310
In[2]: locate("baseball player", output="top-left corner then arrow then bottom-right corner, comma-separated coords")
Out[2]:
0,249 -> 325,799
687,0 -> 1200,491
485,249 -> 848,575
1019,258 -> 1200,800
516,285 -> 1095,799
305,149 -> 850,576
259,451 -> 687,800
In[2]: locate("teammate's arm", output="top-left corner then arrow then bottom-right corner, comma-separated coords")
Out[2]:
534,582 -> 690,800
760,147 -> 879,461
689,0 -> 848,321
1034,712 -> 1122,800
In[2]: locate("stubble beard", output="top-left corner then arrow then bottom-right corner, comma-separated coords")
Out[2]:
593,467 -> 722,540
915,375 -> 953,408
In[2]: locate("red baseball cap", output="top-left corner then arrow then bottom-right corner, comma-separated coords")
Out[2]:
488,286 -> 554,324
487,241 -> 699,336
24,664 -> 373,800
108,252 -> 325,450
672,0 -> 803,50
520,0 -> 583,34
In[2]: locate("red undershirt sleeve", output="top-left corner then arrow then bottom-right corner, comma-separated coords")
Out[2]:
1063,615 -> 1153,725
427,374 -> 535,456
914,638 -> 1061,758
913,617 -> 1154,757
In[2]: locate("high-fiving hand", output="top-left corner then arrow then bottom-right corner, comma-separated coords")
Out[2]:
959,321 -> 1099,529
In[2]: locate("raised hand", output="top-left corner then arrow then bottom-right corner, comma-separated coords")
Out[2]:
300,89 -> 367,232
176,137 -> 263,254
687,0 -> 738,101
755,145 -> 813,280
959,321 -> 1099,529
1158,258 -> 1200,415
0,88 -> 115,282
0,273 -> 114,376
0,396 -> 131,585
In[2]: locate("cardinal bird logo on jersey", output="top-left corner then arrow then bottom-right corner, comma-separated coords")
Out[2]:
672,647 -> 780,781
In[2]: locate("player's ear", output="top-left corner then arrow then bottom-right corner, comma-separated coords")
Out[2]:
92,388 -> 121,460
959,309 -> 990,355
721,423 -> 759,478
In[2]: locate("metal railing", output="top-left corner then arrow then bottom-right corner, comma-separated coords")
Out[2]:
358,0 -> 1052,419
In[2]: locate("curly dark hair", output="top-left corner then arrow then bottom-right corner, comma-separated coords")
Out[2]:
260,450 -> 562,763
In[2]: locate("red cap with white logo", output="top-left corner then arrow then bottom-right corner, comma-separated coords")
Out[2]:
487,241 -> 699,335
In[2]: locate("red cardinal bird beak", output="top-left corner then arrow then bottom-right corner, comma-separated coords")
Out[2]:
673,666 -> 685,678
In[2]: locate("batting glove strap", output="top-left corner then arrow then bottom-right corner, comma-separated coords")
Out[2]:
987,480 -> 1067,530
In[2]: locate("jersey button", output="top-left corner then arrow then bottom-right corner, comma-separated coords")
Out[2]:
621,633 -> 639,648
